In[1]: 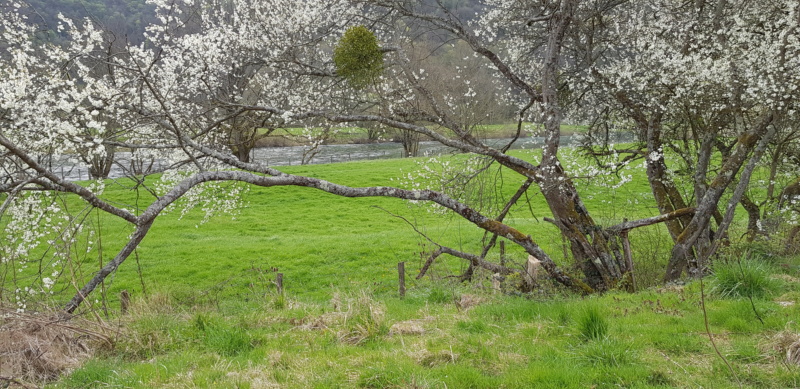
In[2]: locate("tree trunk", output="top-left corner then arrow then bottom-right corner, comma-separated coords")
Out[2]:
400,129 -> 420,157
539,167 -> 624,290
665,111 -> 776,281
229,125 -> 255,163
740,194 -> 761,242
644,118 -> 694,243
86,144 -> 116,179
535,0 -> 624,291
786,226 -> 800,254
766,143 -> 784,200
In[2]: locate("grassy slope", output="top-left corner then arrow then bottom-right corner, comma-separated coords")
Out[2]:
30,149 -> 800,388
62,149 -> 658,306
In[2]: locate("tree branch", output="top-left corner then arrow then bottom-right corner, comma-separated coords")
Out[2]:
608,207 -> 697,232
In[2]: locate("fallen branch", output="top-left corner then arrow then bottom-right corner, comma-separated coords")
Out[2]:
0,376 -> 39,389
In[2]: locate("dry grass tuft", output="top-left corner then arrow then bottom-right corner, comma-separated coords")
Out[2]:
126,292 -> 176,316
0,308 -> 113,386
335,292 -> 386,345
389,320 -> 425,336
769,330 -> 800,365
455,294 -> 485,311
415,349 -> 459,367
788,340 -> 800,366
656,283 -> 685,294
298,316 -> 332,331
225,367 -> 281,388
771,274 -> 800,284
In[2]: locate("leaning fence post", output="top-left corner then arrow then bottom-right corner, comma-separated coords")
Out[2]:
398,262 -> 406,298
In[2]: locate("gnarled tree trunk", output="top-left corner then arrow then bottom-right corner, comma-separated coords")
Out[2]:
665,111 -> 776,281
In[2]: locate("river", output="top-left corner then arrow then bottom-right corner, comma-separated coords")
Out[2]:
51,133 -> 632,181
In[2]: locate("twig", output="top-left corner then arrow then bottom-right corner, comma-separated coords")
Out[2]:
737,254 -> 764,325
373,206 -> 519,277
371,206 -> 438,247
700,277 -> 742,388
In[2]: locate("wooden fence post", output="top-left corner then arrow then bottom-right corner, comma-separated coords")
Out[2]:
398,262 -> 406,298
620,231 -> 636,292
491,274 -> 501,294
120,290 -> 130,315
499,241 -> 506,266
276,273 -> 284,295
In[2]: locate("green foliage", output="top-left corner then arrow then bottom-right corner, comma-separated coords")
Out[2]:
577,305 -> 609,341
711,257 -> 780,299
333,26 -> 384,89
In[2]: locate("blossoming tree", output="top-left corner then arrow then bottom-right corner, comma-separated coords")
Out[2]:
2,0 -> 798,313
582,0 -> 800,279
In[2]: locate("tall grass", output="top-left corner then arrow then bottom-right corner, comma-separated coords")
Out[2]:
711,257 -> 780,299
577,305 -> 609,341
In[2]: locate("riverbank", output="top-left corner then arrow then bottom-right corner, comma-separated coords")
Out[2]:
256,123 -> 591,148
51,128 -> 628,181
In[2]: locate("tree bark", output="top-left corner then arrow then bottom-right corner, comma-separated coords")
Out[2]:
644,118 -> 694,243
703,124 -> 777,260
65,221 -> 154,313
534,0 -> 625,291
740,194 -> 761,242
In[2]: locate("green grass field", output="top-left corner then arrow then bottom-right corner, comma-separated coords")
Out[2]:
42,149 -> 661,307
3,148 -> 799,388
